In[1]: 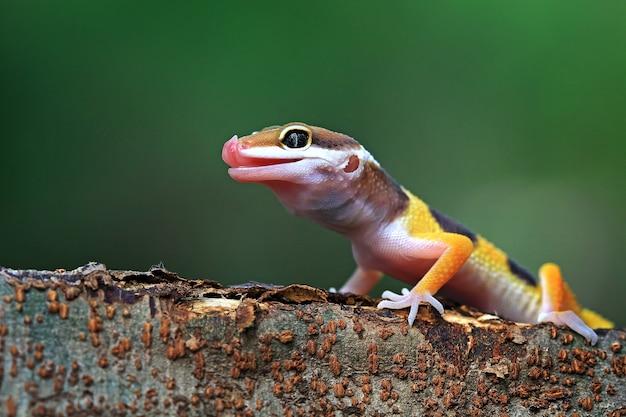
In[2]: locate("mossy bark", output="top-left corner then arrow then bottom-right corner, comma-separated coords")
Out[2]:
0,263 -> 624,417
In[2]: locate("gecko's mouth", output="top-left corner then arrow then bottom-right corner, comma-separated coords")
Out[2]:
222,135 -> 302,182
222,135 -> 301,168
232,157 -> 301,168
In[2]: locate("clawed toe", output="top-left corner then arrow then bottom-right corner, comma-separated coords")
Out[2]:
377,290 -> 444,326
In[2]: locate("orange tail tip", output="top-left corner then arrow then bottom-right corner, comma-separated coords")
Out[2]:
580,308 -> 614,330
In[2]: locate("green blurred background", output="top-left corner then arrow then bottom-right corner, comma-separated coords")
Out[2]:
1,2 -> 624,325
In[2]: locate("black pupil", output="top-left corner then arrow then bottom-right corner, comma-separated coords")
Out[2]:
283,130 -> 309,148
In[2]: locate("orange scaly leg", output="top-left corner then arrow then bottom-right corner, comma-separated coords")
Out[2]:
537,263 -> 598,345
378,233 -> 474,326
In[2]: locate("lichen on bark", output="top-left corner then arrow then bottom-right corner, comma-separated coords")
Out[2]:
0,263 -> 624,417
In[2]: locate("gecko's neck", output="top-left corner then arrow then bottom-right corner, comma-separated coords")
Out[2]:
344,161 -> 409,234
271,161 -> 409,236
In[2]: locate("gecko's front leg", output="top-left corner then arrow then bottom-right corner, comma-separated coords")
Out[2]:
377,232 -> 473,325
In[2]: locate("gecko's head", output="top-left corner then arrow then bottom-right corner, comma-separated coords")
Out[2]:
222,122 -> 373,189
223,122 -> 407,231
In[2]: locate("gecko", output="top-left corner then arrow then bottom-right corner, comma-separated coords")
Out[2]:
222,122 -> 613,345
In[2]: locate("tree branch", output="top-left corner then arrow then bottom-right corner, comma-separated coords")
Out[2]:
0,263 -> 624,416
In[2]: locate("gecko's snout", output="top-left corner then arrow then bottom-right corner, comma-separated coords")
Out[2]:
222,135 -> 240,167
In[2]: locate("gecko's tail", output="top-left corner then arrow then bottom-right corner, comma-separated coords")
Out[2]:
580,308 -> 614,330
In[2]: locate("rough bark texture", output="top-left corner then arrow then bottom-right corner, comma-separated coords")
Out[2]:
0,263 -> 624,417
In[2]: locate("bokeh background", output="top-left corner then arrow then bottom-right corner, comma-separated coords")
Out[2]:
1,2 -> 624,325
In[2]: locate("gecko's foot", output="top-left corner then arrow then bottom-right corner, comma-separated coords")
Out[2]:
377,288 -> 444,326
538,310 -> 598,345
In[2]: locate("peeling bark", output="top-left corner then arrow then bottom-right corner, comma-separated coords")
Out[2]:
0,263 -> 624,417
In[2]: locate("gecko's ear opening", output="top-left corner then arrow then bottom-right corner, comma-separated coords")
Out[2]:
279,125 -> 312,150
343,155 -> 360,173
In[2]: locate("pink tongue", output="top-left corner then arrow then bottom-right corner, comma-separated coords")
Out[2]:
222,135 -> 241,167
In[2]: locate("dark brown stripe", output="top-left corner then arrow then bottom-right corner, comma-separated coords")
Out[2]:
507,258 -> 537,286
429,208 -> 477,243
309,126 -> 362,150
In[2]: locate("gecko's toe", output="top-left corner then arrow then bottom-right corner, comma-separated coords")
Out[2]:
539,310 -> 598,345
378,290 -> 444,326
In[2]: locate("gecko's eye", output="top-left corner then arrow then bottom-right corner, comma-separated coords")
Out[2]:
279,126 -> 312,150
